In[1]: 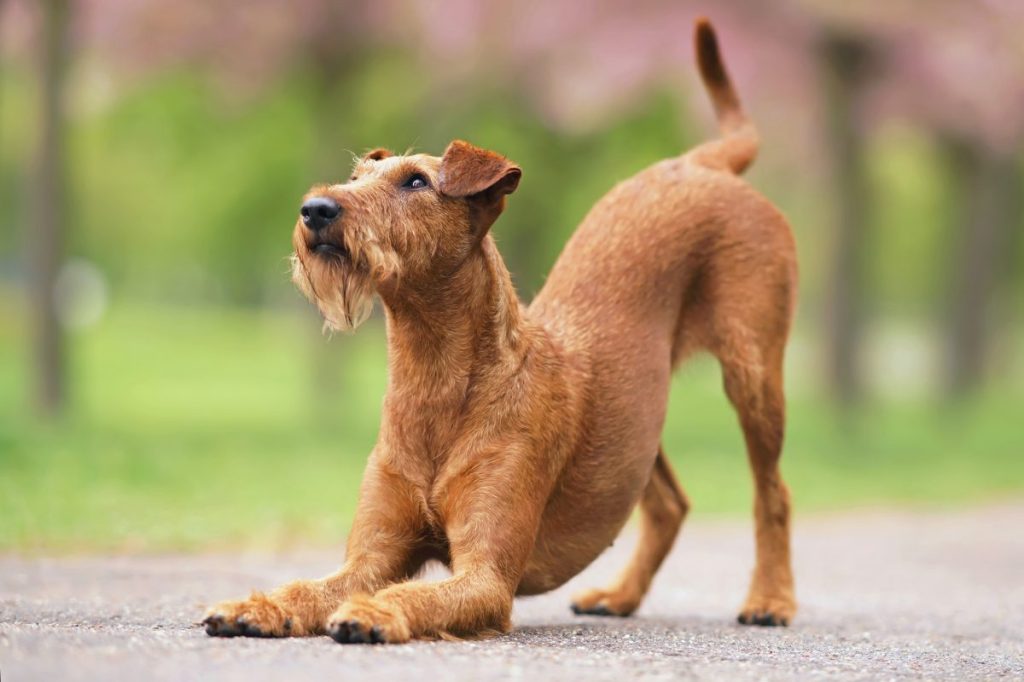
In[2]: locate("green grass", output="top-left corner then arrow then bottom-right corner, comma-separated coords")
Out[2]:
1,295 -> 1022,553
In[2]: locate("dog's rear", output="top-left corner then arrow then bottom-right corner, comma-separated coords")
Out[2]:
531,18 -> 798,626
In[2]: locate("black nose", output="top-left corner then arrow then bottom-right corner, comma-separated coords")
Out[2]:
300,196 -> 341,232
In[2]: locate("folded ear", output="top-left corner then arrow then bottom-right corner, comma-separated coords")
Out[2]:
438,140 -> 521,198
439,140 -> 521,236
361,148 -> 394,162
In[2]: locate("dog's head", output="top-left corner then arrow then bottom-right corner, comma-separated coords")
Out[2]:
291,140 -> 521,332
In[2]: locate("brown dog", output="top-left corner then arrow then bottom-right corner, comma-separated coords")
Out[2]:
203,18 -> 797,643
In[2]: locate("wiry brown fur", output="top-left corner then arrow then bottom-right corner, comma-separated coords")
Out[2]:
204,18 -> 797,643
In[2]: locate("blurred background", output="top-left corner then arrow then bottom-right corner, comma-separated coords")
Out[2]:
0,0 -> 1021,553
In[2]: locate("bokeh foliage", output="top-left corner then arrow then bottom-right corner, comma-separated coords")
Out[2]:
1,1 -> 1022,551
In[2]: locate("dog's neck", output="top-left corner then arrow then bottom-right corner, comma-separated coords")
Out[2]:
380,236 -> 527,397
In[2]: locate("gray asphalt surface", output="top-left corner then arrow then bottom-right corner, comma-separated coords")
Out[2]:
2,503 -> 1023,681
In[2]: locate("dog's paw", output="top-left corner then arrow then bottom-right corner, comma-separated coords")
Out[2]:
569,587 -> 638,617
203,591 -> 308,638
737,595 -> 795,627
326,596 -> 411,644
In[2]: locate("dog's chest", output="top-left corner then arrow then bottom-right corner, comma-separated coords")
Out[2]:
383,387 -> 478,472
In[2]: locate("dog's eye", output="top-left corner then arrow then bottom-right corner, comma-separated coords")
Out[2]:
402,173 -> 429,190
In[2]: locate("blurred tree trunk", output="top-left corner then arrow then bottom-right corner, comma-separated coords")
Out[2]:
820,33 -> 872,406
31,0 -> 71,416
941,135 -> 1020,397
307,1 -> 365,408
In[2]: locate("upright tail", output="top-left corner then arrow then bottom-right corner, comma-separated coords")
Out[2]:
690,18 -> 759,174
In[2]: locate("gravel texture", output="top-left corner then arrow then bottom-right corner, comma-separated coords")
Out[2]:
2,503 -> 1022,681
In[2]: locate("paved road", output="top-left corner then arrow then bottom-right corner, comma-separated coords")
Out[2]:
2,503 -> 1023,681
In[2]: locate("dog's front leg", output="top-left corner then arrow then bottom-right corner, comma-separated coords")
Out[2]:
326,564 -> 513,644
326,449 -> 548,643
203,459 -> 427,638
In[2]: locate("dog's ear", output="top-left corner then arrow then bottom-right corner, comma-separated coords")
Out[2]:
362,148 -> 394,162
438,140 -> 521,198
439,140 -> 521,235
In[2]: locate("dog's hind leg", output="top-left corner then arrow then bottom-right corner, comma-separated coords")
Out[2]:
718,338 -> 796,626
570,448 -> 689,617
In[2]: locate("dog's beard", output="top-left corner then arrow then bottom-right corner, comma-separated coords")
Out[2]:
291,253 -> 373,333
290,238 -> 399,334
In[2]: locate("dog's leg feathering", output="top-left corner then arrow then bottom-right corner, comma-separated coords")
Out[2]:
203,459 -> 428,637
326,445 -> 552,643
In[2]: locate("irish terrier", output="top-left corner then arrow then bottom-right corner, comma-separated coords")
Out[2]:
203,18 -> 797,643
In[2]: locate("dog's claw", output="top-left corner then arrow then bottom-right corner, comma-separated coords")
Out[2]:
328,620 -> 348,643
203,614 -> 224,636
738,611 -> 788,627
570,602 -> 621,617
203,613 -> 247,637
237,617 -> 267,637
330,619 -> 358,644
348,622 -> 370,643
329,619 -> 385,644
203,612 -> 276,637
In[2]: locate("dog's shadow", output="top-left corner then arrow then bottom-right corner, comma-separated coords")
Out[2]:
506,614 -> 722,649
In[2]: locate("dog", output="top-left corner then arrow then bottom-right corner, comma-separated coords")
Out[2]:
203,18 -> 797,643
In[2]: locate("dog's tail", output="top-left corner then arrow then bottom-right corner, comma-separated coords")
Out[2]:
689,18 -> 758,175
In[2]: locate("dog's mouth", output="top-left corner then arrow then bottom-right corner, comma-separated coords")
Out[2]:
310,240 -> 349,261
